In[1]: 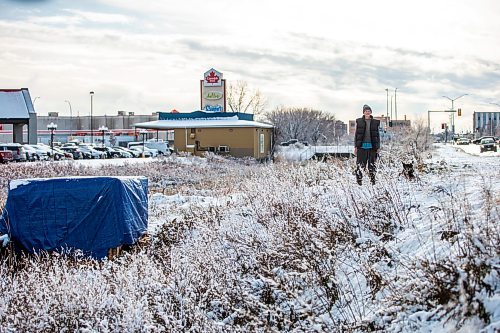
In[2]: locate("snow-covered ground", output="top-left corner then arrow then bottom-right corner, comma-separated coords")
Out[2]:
0,145 -> 498,332
144,144 -> 500,332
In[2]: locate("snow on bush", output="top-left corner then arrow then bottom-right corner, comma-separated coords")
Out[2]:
0,150 -> 498,332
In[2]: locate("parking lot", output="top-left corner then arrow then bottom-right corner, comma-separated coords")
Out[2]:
0,141 -> 170,164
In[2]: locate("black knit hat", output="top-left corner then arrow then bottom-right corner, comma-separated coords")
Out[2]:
363,104 -> 372,112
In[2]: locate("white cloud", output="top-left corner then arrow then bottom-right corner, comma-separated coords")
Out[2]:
63,9 -> 133,24
0,0 -> 499,131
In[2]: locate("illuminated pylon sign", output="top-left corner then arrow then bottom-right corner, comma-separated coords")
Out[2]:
201,68 -> 226,112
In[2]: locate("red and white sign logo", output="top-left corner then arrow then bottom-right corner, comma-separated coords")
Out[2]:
203,68 -> 223,87
205,71 -> 219,84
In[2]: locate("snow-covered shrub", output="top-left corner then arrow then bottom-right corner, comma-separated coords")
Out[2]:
0,151 -> 497,332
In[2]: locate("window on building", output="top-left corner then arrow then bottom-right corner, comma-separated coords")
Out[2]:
259,133 -> 265,154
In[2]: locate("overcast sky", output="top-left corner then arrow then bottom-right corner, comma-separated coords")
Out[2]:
1,0 -> 500,132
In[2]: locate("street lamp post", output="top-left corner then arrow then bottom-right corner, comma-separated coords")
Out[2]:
47,122 -> 57,160
140,129 -> 148,158
98,125 -> 108,147
33,96 -> 40,107
385,88 -> 389,126
394,88 -> 398,125
90,91 -> 94,144
443,94 -> 468,134
65,100 -> 73,138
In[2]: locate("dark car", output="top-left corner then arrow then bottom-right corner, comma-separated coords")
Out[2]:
479,138 -> 497,153
280,139 -> 299,146
53,147 -> 73,160
472,136 -> 495,144
60,146 -> 84,160
94,146 -> 121,158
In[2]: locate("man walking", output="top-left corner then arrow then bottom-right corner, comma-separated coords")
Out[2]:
354,104 -> 380,185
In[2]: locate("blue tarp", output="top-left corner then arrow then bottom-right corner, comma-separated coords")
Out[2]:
0,176 -> 148,259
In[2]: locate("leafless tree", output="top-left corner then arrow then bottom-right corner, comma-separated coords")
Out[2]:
227,81 -> 266,115
265,107 -> 337,145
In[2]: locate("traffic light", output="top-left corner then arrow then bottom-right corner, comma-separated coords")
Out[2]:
458,108 -> 462,116
441,123 -> 445,129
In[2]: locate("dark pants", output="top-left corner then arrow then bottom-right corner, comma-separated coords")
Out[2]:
356,148 -> 378,184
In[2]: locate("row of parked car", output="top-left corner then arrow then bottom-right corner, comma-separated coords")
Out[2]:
0,141 -> 169,163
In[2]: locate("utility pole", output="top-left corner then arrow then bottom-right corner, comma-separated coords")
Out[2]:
394,88 -> 398,125
385,88 -> 389,127
443,94 -> 467,134
390,95 -> 393,126
90,91 -> 94,144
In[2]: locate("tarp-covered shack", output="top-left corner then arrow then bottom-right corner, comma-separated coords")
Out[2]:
0,176 -> 148,258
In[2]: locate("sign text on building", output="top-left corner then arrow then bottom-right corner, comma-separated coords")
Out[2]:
204,91 -> 223,100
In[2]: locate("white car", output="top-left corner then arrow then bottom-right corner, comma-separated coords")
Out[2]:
23,144 -> 49,161
128,140 -> 172,155
130,146 -> 158,157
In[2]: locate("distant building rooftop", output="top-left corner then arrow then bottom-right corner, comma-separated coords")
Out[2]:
134,111 -> 273,129
0,88 -> 36,120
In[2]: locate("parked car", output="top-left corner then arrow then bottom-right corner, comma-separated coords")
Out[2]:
78,145 -> 106,159
93,146 -> 122,159
130,146 -> 158,157
32,144 -> 65,160
479,138 -> 497,153
53,147 -> 73,160
128,140 -> 172,155
23,144 -> 49,161
456,138 -> 470,145
472,136 -> 495,144
23,144 -> 38,161
280,139 -> 299,146
0,143 -> 27,162
60,146 -> 84,160
113,146 -> 140,158
0,148 -> 13,163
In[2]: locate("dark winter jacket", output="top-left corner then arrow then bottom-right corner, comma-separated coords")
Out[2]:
355,116 -> 381,149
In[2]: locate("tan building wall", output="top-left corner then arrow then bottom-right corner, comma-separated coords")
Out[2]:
173,127 -> 272,159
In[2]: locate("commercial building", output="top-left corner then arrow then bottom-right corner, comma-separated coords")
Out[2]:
0,88 -> 37,144
135,111 -> 274,160
473,111 -> 500,136
1,111 -> 166,146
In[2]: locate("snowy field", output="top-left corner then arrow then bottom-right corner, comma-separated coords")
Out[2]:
0,145 -> 498,332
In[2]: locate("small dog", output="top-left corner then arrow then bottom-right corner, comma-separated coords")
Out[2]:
402,162 -> 416,180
